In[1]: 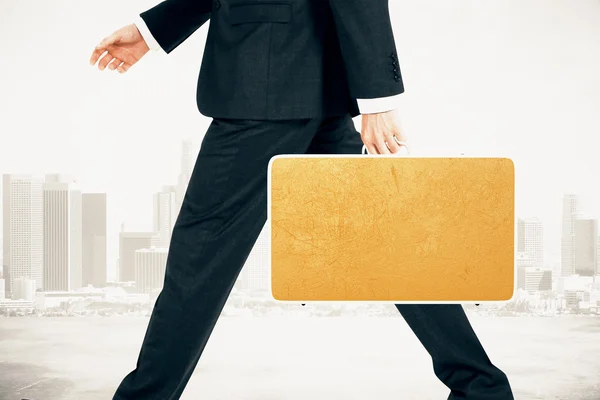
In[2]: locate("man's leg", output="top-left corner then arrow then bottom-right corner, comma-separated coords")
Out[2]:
113,117 -> 322,400
306,114 -> 514,400
394,304 -> 512,400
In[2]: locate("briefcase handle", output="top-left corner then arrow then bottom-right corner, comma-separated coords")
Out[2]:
361,144 -> 470,157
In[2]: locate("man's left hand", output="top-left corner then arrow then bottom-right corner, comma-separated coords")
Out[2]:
360,109 -> 409,155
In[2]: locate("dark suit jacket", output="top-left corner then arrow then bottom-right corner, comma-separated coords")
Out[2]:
140,0 -> 404,120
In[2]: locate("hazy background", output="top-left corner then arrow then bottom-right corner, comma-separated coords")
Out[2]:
1,1 -> 600,399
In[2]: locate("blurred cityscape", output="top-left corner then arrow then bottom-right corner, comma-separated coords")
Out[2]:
1,141 -> 599,318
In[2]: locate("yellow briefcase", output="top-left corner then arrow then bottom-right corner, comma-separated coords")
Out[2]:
268,155 -> 515,303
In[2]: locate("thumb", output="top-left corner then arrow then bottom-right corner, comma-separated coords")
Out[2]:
96,33 -> 121,50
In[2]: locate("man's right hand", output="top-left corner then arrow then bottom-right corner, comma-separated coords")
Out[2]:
361,109 -> 409,155
89,24 -> 150,74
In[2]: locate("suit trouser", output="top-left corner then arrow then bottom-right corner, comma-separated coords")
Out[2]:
113,115 -> 514,400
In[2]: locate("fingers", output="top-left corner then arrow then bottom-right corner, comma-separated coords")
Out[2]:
117,62 -> 132,74
361,111 -> 410,155
363,142 -> 408,155
362,131 -> 398,155
362,129 -> 390,155
365,143 -> 378,155
384,133 -> 402,154
90,33 -> 120,65
97,52 -> 116,71
374,139 -> 391,154
93,51 -> 130,72
362,137 -> 387,154
98,33 -> 121,51
107,58 -> 122,71
91,44 -> 136,73
109,59 -> 132,74
363,134 -> 409,155
89,47 -> 105,66
387,134 -> 411,156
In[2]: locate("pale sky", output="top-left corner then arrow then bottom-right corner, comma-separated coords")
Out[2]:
1,0 -> 599,276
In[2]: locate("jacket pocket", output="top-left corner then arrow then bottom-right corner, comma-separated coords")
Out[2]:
228,1 -> 293,25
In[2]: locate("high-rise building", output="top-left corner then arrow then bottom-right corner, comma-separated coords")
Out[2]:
153,185 -> 178,248
517,217 -> 543,268
0,278 -> 5,300
517,220 -> 525,253
82,193 -> 107,287
43,174 -> 82,291
516,251 -> 536,268
119,231 -> 160,282
3,175 -> 43,296
517,266 -> 552,293
561,194 -> 580,276
574,218 -> 598,276
12,277 -> 37,301
134,247 -> 168,293
2,175 -> 10,297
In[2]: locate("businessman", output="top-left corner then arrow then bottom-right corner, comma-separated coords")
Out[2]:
90,1 -> 514,399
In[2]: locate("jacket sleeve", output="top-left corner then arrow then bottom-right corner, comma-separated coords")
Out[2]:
328,0 -> 404,99
139,0 -> 213,54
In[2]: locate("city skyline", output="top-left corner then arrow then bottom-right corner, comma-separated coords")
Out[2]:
2,150 -> 600,297
2,145 -> 597,282
2,147 -> 599,287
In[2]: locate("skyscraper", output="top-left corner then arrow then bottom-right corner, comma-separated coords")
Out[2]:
517,220 -> 525,253
134,247 -> 168,293
516,267 -> 552,293
119,232 -> 159,282
574,218 -> 598,276
12,277 -> 37,301
82,193 -> 107,288
2,175 -> 10,297
517,217 -> 543,268
153,185 -> 177,248
3,175 -> 43,296
561,194 -> 580,276
43,174 -> 82,291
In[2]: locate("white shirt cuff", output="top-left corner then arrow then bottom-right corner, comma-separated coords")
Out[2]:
357,94 -> 402,114
134,15 -> 164,54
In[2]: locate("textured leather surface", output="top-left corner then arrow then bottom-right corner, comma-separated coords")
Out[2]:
269,157 -> 515,302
